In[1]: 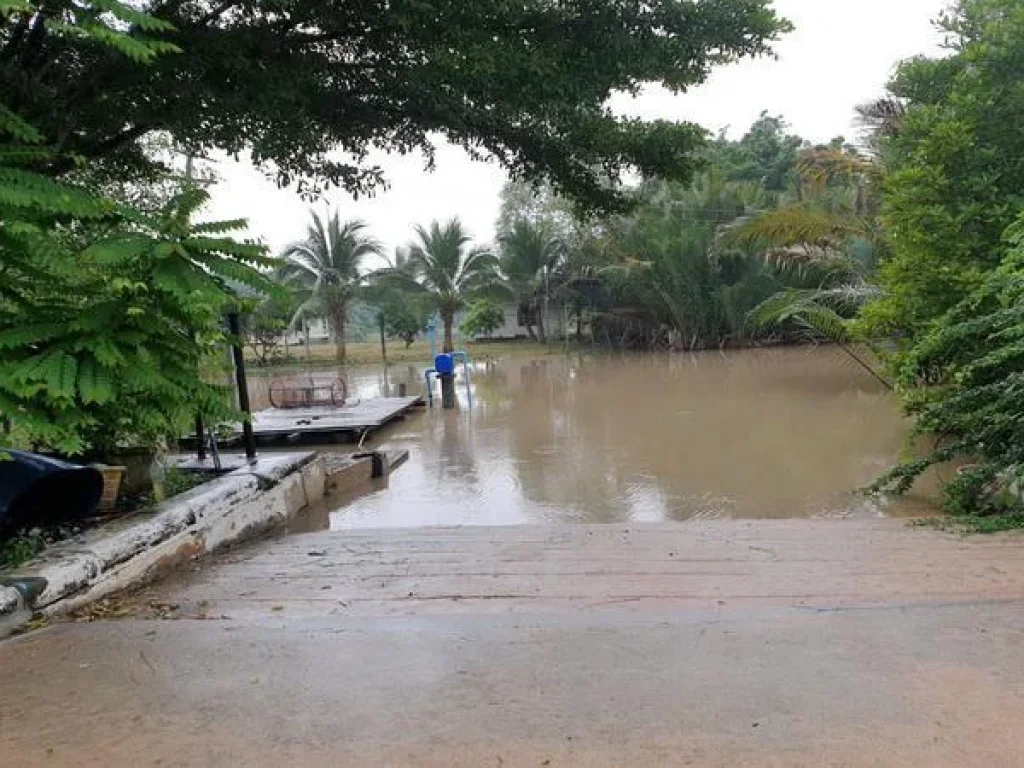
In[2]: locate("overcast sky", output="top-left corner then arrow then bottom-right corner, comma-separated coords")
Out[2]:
205,0 -> 950,258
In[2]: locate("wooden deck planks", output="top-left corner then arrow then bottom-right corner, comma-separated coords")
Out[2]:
248,396 -> 423,439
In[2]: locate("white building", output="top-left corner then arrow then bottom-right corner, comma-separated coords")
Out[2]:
280,317 -> 331,346
272,303 -> 568,348
463,302 -> 565,341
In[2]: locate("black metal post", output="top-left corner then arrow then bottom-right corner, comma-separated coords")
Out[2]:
195,413 -> 206,461
227,311 -> 257,461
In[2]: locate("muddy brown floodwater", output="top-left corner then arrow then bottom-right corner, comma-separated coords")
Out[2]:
251,347 -> 942,528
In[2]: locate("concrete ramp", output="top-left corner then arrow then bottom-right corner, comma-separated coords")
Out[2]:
5,521 -> 1024,766
125,520 -> 1024,619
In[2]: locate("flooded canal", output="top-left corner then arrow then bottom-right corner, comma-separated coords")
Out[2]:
251,347 -> 941,528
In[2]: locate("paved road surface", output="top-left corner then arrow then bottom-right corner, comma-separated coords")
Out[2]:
4,521 -> 1024,766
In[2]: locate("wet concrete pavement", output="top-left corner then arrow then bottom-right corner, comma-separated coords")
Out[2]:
4,521 -> 1024,766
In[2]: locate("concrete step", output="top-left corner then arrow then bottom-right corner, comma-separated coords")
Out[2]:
117,520 -> 1024,622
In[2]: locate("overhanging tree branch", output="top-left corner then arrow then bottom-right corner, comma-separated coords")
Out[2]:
47,123 -> 154,175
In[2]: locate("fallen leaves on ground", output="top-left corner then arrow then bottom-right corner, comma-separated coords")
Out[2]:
71,597 -> 182,622
72,597 -> 138,621
10,613 -> 50,635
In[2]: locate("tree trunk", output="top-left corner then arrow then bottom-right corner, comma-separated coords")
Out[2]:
379,319 -> 387,362
520,301 -> 537,341
576,311 -> 584,341
442,311 -> 455,353
332,301 -> 347,364
536,301 -> 547,344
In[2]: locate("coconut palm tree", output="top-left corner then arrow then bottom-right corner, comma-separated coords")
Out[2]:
731,149 -> 891,386
498,219 -> 563,342
278,211 -> 382,363
406,218 -> 500,352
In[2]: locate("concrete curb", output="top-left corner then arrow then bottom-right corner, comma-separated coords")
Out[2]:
0,451 -> 326,635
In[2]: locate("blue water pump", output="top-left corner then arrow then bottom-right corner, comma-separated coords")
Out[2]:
423,352 -> 473,408
434,353 -> 455,376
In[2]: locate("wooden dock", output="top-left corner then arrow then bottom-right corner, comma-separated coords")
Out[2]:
170,448 -> 410,479
178,397 -> 424,452
246,396 -> 423,443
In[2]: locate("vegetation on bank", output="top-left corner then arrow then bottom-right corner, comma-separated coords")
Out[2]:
0,0 -> 787,464
3,0 -> 1024,532
250,112 -> 882,368
1,12 -> 272,459
477,0 -> 1024,527
862,0 -> 1024,523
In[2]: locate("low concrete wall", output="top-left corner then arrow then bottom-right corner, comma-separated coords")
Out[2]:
0,452 -> 326,634
324,455 -> 375,495
323,449 -> 410,495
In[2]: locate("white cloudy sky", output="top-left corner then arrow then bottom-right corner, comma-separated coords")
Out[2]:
205,0 -> 950,257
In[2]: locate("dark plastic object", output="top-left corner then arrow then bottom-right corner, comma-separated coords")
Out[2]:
0,449 -> 103,534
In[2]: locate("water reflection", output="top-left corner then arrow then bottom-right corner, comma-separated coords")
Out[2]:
251,347 -> 940,528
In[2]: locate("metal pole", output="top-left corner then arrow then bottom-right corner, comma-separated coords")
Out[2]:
423,369 -> 437,407
209,430 -> 222,471
195,413 -> 206,461
427,316 -> 437,359
227,311 -> 257,461
194,323 -> 207,460
543,265 -> 549,344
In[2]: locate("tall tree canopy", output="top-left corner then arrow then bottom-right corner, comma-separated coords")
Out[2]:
1,0 -> 789,211
0,4 -> 271,456
861,0 -> 1024,340
710,112 -> 806,193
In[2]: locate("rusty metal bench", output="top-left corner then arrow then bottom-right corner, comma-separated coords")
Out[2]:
268,377 -> 349,409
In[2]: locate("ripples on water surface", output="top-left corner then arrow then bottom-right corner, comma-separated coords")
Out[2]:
252,347 -> 941,529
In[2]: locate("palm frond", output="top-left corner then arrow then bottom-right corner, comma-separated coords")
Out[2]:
749,289 -> 851,342
728,206 -> 868,254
